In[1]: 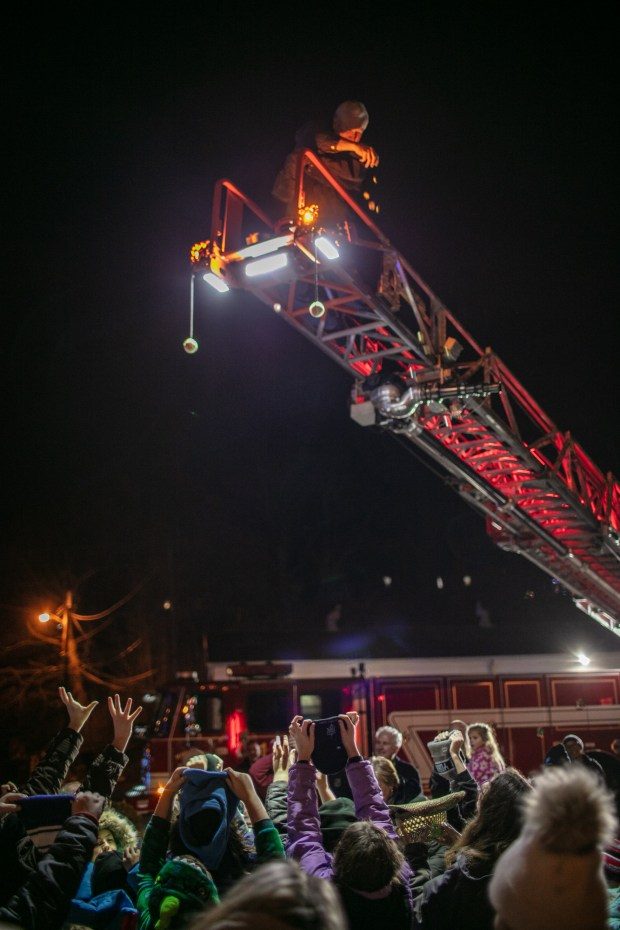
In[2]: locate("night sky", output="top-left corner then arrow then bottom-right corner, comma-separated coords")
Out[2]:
3,9 -> 618,673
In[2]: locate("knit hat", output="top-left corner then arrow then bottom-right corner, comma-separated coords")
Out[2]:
178,769 -> 239,869
16,793 -> 73,853
311,717 -> 348,776
562,733 -> 584,749
205,754 -> 223,772
489,765 -> 617,930
544,743 -> 571,766
148,858 -> 219,930
332,101 -> 369,133
318,797 -> 357,852
67,888 -> 137,930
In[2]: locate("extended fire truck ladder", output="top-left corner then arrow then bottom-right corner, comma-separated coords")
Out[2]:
189,149 -> 620,636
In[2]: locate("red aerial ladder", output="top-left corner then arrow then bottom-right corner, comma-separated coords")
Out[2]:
188,149 -> 620,637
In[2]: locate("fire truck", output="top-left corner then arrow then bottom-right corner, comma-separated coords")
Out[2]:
131,652 -> 620,802
126,147 -> 620,810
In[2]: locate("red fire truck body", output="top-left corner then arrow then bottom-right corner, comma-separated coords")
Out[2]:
144,652 -> 620,789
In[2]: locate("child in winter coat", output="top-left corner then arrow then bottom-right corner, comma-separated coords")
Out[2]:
466,722 -> 506,788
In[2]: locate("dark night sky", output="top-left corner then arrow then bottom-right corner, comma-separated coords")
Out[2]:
3,9 -> 618,667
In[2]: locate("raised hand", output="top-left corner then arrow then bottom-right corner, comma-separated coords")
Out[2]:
72,791 -> 105,821
338,714 -> 360,758
164,767 -> 187,796
449,730 -> 465,757
225,769 -> 258,805
289,716 -> 315,762
108,694 -> 143,753
225,768 -> 267,825
59,685 -> 98,732
0,792 -> 27,820
122,845 -> 140,870
272,734 -> 294,782
153,767 -> 186,821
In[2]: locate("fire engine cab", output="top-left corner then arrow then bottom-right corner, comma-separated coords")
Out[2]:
126,652 -> 620,812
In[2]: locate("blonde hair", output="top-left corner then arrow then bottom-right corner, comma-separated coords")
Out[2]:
467,722 -> 506,770
98,807 -> 139,852
370,756 -> 399,799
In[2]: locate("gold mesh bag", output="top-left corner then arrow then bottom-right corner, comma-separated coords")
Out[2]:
389,790 -> 466,844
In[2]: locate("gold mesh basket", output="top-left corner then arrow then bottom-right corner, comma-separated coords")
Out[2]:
389,790 -> 466,844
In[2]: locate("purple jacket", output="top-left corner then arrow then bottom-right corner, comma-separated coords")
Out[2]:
287,759 -> 413,904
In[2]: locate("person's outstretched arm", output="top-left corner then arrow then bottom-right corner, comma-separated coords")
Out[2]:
316,132 -> 380,168
286,716 -> 332,880
16,687 -> 98,797
135,766 -> 185,928
226,770 -> 284,864
81,694 -> 142,798
0,791 -> 104,930
338,715 -> 395,835
265,734 -> 292,835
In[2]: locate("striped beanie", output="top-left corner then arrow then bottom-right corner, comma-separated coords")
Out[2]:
17,794 -> 74,853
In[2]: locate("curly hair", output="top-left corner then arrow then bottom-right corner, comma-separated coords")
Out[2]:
193,859 -> 347,930
98,807 -> 139,852
332,820 -> 404,892
446,768 -> 531,873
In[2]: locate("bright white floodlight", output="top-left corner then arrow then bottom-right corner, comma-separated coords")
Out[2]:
315,236 -> 339,260
245,253 -> 288,277
203,273 -> 229,293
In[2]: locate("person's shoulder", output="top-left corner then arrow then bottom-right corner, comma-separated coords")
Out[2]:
294,117 -> 332,149
249,754 -> 273,779
584,754 -> 604,771
393,754 -> 415,768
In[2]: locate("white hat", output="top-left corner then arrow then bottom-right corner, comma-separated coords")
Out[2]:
489,765 -> 616,930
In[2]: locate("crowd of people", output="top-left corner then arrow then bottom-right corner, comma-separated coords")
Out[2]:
1,687 -> 619,930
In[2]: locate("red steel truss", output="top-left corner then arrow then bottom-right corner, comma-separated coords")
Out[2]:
191,150 -> 620,635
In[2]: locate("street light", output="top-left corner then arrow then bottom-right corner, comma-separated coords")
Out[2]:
38,590 -> 74,691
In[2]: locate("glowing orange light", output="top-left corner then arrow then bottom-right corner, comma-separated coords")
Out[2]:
298,203 -> 319,227
156,784 -> 165,795
182,705 -> 189,714
190,240 -> 211,265
39,612 -> 51,623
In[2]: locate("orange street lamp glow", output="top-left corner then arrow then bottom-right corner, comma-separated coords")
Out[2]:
298,203 -> 319,227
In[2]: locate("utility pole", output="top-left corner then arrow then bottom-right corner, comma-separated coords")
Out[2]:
40,589 -> 86,701
62,590 -> 85,701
